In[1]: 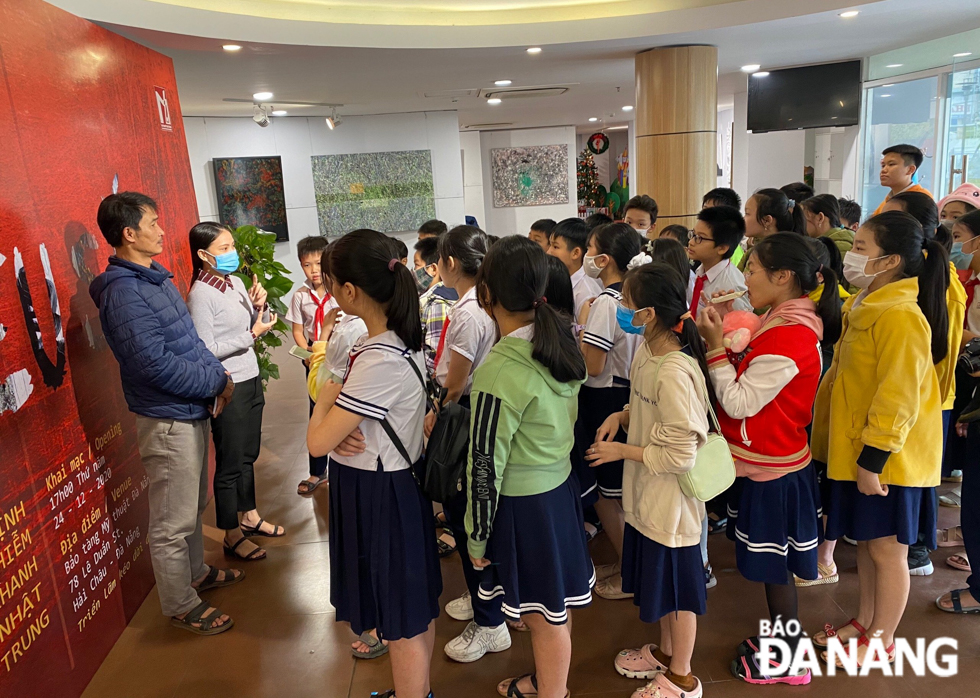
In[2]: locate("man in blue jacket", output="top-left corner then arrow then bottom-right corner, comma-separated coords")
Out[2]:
91,192 -> 241,636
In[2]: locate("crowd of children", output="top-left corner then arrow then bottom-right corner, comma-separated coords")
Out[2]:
278,142 -> 980,698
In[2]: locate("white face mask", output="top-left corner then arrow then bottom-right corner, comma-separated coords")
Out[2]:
842,251 -> 890,290
583,253 -> 605,279
632,227 -> 649,236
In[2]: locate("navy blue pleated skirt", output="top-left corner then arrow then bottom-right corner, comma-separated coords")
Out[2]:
726,466 -> 823,585
328,458 -> 442,641
825,479 -> 937,548
621,524 -> 706,622
572,384 -> 630,502
477,475 -> 595,625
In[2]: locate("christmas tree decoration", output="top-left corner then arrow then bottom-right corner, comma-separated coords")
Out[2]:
587,131 -> 610,155
577,149 -> 603,207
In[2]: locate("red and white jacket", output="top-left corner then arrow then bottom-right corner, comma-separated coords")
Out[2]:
707,309 -> 822,479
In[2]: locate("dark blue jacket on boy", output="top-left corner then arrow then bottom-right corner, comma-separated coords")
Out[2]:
90,256 -> 228,421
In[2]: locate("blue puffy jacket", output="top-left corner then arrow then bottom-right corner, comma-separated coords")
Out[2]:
90,257 -> 228,420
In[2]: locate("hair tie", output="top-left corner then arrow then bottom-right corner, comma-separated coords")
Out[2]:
627,252 -> 653,271
532,296 -> 547,309
387,258 -> 398,272
671,311 -> 692,334
817,264 -> 825,275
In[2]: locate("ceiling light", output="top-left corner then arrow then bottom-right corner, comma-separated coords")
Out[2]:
326,109 -> 342,129
954,52 -> 973,58
252,105 -> 270,128
622,105 -> 634,111
606,125 -> 629,131
881,94 -> 892,98
487,98 -> 502,105
526,47 -> 542,54
495,79 -> 512,86
882,83 -> 894,87
588,117 -> 598,122
222,44 -> 242,52
752,72 -> 770,78
886,63 -> 903,68
741,64 -> 761,73
839,10 -> 859,18
253,91 -> 273,101
271,110 -> 288,116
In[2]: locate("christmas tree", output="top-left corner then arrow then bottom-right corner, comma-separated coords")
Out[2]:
577,149 -> 602,207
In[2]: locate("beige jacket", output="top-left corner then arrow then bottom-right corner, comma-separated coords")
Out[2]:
622,347 -> 709,549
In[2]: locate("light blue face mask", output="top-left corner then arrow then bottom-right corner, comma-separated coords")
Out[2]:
207,250 -> 240,275
950,241 -> 975,271
616,305 -> 647,335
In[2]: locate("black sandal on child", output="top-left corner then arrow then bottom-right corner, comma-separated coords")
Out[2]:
223,536 -> 266,561
497,674 -> 537,697
240,518 -> 285,537
436,532 -> 457,558
297,475 -> 327,495
170,601 -> 234,636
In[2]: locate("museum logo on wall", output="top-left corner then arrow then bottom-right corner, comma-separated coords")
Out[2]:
154,86 -> 172,132
212,156 -> 289,241
491,144 -> 569,208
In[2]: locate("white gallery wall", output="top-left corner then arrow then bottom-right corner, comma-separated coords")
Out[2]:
184,110 -> 466,287
479,126 -> 578,237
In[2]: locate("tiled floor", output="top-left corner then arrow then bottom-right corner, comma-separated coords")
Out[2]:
83,346 -> 979,697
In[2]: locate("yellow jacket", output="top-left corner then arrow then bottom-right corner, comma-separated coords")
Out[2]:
812,277 -> 942,487
939,264 -> 966,410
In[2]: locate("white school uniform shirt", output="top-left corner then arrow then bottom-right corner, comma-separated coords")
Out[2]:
693,259 -> 752,316
687,269 -> 696,307
967,272 -> 980,335
332,331 -> 426,472
323,314 -> 368,383
285,281 -> 339,342
571,266 -> 603,319
435,286 -> 496,395
582,282 -> 642,389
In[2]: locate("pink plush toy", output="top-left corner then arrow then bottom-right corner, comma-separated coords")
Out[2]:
722,310 -> 762,353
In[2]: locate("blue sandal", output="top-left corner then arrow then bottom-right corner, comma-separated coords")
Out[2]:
937,589 -> 980,614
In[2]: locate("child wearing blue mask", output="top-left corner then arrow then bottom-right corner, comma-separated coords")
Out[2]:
576,222 -> 644,600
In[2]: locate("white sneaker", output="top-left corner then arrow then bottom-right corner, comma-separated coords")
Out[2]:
444,621 -> 511,663
445,591 -> 474,621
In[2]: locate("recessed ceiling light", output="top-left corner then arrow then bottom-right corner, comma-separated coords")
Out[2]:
622,105 -> 634,111
588,117 -> 598,122
222,44 -> 242,52
831,116 -> 838,119
253,91 -> 273,101
741,64 -> 761,73
881,94 -> 892,98
886,63 -> 903,68
954,52 -> 973,58
487,98 -> 502,105
272,110 -> 288,116
526,47 -> 542,54
839,10 -> 859,18
752,72 -> 770,78
495,79 -> 512,86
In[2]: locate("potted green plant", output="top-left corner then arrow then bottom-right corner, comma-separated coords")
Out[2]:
230,225 -> 294,386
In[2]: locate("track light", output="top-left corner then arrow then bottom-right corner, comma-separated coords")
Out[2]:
252,105 -> 270,127
326,109 -> 342,130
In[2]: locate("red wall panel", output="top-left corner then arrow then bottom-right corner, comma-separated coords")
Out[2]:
0,1 -> 199,694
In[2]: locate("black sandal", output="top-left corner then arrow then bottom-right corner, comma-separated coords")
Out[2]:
223,536 -> 266,561
297,475 -> 327,495
498,674 -> 537,697
240,518 -> 285,537
170,600 -> 234,636
194,566 -> 245,592
436,532 -> 457,558
434,511 -> 449,529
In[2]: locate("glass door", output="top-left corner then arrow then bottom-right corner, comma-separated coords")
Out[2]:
860,76 -> 941,215
941,62 -> 980,198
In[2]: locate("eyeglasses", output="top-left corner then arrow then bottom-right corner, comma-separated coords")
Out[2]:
691,233 -> 715,245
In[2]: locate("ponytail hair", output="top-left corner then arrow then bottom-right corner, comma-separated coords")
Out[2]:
588,222 -> 643,273
752,233 -> 842,347
327,229 -> 423,351
438,225 -> 488,278
752,188 -> 807,235
476,235 -> 585,383
623,261 -> 717,407
643,237 -> 691,288
809,234 -> 844,284
801,194 -> 842,230
863,211 -> 950,364
890,191 -> 940,242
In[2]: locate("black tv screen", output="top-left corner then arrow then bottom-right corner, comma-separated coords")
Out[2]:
747,60 -> 861,133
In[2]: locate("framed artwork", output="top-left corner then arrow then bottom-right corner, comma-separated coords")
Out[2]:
491,144 -> 569,208
311,150 -> 436,236
212,156 -> 289,241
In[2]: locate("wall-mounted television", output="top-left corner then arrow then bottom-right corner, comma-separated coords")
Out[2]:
747,60 -> 861,133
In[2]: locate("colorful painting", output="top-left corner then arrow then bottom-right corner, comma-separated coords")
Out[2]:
311,150 -> 436,236
213,156 -> 289,241
491,145 -> 569,208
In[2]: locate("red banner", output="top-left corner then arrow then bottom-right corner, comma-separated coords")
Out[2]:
0,1 -> 199,694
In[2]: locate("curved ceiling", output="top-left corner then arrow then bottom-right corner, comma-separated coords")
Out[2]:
49,0 -> 868,48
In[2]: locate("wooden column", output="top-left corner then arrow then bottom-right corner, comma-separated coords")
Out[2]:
635,46 -> 718,234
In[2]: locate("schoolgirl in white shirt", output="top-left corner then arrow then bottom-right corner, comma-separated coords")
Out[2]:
307,229 -> 439,698
577,222 -> 644,600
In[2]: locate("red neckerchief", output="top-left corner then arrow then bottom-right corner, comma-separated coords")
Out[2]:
310,287 -> 332,341
433,316 -> 451,372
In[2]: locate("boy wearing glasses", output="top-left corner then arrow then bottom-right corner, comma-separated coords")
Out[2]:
686,205 -> 752,319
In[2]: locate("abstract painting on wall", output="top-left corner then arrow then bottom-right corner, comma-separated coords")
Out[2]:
491,144 -> 569,208
213,156 -> 289,241
311,150 -> 436,236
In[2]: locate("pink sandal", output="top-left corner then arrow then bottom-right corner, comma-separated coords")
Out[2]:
812,618 -> 866,651
937,526 -> 964,548
823,634 -> 896,667
615,644 -> 668,679
631,673 -> 702,698
947,553 -> 971,572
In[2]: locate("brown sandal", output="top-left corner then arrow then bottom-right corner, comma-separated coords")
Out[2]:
194,566 -> 245,592
170,601 -> 234,636
223,536 -> 266,561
